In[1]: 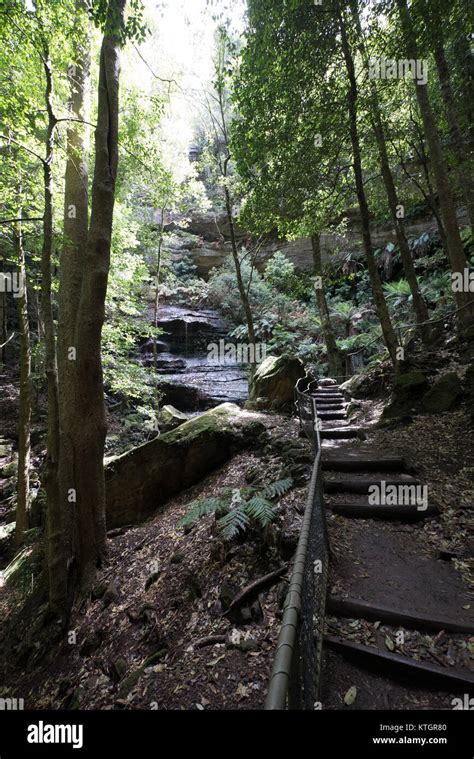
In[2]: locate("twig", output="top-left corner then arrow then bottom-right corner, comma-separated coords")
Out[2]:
224,564 -> 288,614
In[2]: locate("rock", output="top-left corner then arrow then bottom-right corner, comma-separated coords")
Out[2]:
422,372 -> 463,414
230,638 -> 260,652
80,630 -> 104,656
103,580 -> 119,606
170,551 -> 184,564
126,603 -> 155,624
105,404 -> 265,528
318,378 -> 338,386
158,405 -> 188,432
145,570 -> 161,591
91,583 -> 107,600
157,381 -> 210,411
3,543 -> 43,592
340,373 -> 371,399
393,370 -> 428,395
219,578 -> 237,611
249,355 -> 305,409
143,648 -> 168,667
109,658 -> 127,682
142,357 -> 187,372
381,370 -> 428,422
0,461 -> 16,478
240,598 -> 263,625
140,339 -> 169,354
279,530 -> 298,560
118,667 -> 145,697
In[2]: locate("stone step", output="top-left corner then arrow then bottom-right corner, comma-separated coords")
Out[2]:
329,502 -> 438,520
314,393 -> 344,399
320,427 -> 362,440
322,456 -> 406,472
318,411 -> 347,422
328,503 -> 438,522
315,403 -> 346,410
324,476 -> 421,494
327,596 -> 474,634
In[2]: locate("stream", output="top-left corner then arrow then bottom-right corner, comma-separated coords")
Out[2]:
139,305 -> 249,411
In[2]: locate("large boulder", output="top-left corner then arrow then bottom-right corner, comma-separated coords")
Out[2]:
249,355 -> 305,409
158,405 -> 188,432
380,370 -> 428,423
105,404 -> 265,528
422,372 -> 463,414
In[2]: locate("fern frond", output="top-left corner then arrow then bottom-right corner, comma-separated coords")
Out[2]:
244,496 -> 275,527
262,478 -> 293,500
217,507 -> 250,540
179,497 -> 228,528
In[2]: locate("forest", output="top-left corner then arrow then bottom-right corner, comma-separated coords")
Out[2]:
0,0 -> 473,737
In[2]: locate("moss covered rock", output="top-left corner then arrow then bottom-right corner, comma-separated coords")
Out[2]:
381,370 -> 428,423
249,355 -> 304,409
158,405 -> 189,432
422,372 -> 463,414
105,403 -> 265,528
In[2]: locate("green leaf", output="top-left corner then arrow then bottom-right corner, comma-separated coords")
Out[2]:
217,508 -> 250,540
261,478 -> 293,499
344,686 -> 357,706
244,496 -> 275,527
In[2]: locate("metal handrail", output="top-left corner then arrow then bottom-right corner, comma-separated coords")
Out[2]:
265,447 -> 322,710
265,378 -> 329,709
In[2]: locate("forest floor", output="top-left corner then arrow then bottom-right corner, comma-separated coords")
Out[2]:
0,373 -> 472,710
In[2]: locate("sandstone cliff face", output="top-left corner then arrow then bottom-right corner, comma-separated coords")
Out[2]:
168,208 -> 467,278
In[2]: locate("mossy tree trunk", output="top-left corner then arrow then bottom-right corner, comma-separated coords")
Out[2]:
56,0 -> 91,612
338,6 -> 399,366
396,0 -> 474,329
14,214 -> 32,547
311,234 -> 344,379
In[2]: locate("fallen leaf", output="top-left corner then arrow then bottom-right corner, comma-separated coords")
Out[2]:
344,686 -> 357,706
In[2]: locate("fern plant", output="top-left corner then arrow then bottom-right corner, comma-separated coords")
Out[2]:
179,478 -> 293,540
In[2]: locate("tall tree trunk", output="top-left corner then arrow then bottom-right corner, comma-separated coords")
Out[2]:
396,0 -> 474,329
56,0 -> 91,611
0,290 -> 6,370
338,8 -> 399,366
311,234 -> 344,379
224,183 -> 257,378
68,0 -> 126,590
451,4 -> 474,138
40,51 -> 62,613
349,0 -> 431,346
14,215 -> 32,547
429,0 -> 474,230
